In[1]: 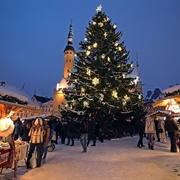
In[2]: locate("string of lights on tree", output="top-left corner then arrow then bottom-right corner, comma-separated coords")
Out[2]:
61,5 -> 145,123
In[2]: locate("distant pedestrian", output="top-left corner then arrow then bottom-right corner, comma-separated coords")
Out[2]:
61,122 -> 67,144
51,119 -> 59,144
87,118 -> 95,146
92,121 -> 101,146
154,117 -> 160,142
42,119 -> 51,164
20,120 -> 31,142
13,118 -> 22,140
136,119 -> 145,148
165,115 -> 179,153
80,116 -> 89,153
145,116 -> 156,150
66,118 -> 74,146
158,118 -> 166,143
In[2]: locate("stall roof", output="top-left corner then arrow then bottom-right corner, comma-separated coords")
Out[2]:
21,114 -> 60,121
0,100 -> 42,114
149,110 -> 170,117
152,95 -> 180,108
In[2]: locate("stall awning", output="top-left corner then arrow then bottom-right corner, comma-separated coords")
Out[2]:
0,100 -> 42,114
149,110 -> 170,117
152,95 -> 180,108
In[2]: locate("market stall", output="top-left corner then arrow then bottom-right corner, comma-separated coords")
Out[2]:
0,141 -> 11,170
0,100 -> 39,178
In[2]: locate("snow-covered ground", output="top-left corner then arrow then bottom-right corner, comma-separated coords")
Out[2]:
1,136 -> 180,180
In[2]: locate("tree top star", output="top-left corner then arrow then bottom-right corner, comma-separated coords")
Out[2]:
96,5 -> 102,12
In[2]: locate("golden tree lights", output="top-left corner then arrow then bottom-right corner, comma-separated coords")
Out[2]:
92,77 -> 99,85
86,68 -> 91,76
112,90 -> 118,99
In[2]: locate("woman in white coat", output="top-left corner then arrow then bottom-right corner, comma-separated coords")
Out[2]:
145,116 -> 156,150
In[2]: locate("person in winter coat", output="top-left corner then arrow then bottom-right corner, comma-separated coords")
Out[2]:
136,119 -> 145,148
154,117 -> 160,142
60,122 -> 67,144
66,118 -> 75,146
51,119 -> 59,144
13,118 -> 22,140
26,117 -> 45,168
165,115 -> 179,153
80,116 -> 89,153
158,118 -> 166,143
87,118 -> 95,146
20,120 -> 31,142
42,119 -> 51,163
145,116 -> 156,150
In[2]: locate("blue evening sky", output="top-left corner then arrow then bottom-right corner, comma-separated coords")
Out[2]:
0,0 -> 180,98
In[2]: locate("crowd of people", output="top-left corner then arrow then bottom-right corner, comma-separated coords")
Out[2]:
136,115 -> 180,152
11,114 -> 180,170
12,116 -> 104,168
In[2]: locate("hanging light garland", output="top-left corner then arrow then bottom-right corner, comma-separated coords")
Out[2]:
93,43 -> 97,48
86,50 -> 90,56
98,22 -> 103,27
101,54 -> 105,59
104,32 -> 107,38
86,68 -> 91,76
81,87 -> 85,93
112,90 -> 118,98
83,101 -> 89,107
118,46 -> 122,51
92,77 -> 99,85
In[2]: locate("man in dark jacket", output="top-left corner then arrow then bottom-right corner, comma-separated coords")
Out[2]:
165,115 -> 179,152
136,119 -> 145,148
87,118 -> 95,146
66,118 -> 74,146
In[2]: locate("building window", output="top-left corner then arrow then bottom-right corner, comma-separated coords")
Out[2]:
58,105 -> 61,110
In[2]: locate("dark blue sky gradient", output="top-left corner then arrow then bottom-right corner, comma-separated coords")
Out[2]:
1,0 -> 180,97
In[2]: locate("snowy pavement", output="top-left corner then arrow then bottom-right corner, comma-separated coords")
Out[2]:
1,136 -> 180,180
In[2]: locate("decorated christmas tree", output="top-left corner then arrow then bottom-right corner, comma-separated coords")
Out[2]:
61,5 -> 145,137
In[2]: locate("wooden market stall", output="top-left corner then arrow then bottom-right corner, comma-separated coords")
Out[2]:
0,100 -> 42,178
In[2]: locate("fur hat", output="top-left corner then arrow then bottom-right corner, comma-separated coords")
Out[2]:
34,117 -> 43,126
0,117 -> 14,137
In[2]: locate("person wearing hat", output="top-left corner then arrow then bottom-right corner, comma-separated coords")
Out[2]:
145,116 -> 156,150
42,119 -> 51,164
26,117 -> 45,168
165,115 -> 179,153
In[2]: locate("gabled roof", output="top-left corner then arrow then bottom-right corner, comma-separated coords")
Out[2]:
32,95 -> 52,104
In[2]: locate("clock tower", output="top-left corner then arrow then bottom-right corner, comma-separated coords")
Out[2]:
53,23 -> 75,116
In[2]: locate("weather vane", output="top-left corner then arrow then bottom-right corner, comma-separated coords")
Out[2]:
96,5 -> 102,12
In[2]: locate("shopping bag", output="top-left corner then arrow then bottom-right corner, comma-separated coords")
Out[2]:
30,149 -> 37,169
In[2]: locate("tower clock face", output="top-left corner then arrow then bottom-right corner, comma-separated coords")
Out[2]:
65,50 -> 74,60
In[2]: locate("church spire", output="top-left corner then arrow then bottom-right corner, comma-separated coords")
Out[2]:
68,20 -> 73,46
64,21 -> 74,52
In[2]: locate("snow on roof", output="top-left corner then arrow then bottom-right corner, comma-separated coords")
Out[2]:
163,85 -> 180,94
149,110 -> 170,117
0,83 -> 29,102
